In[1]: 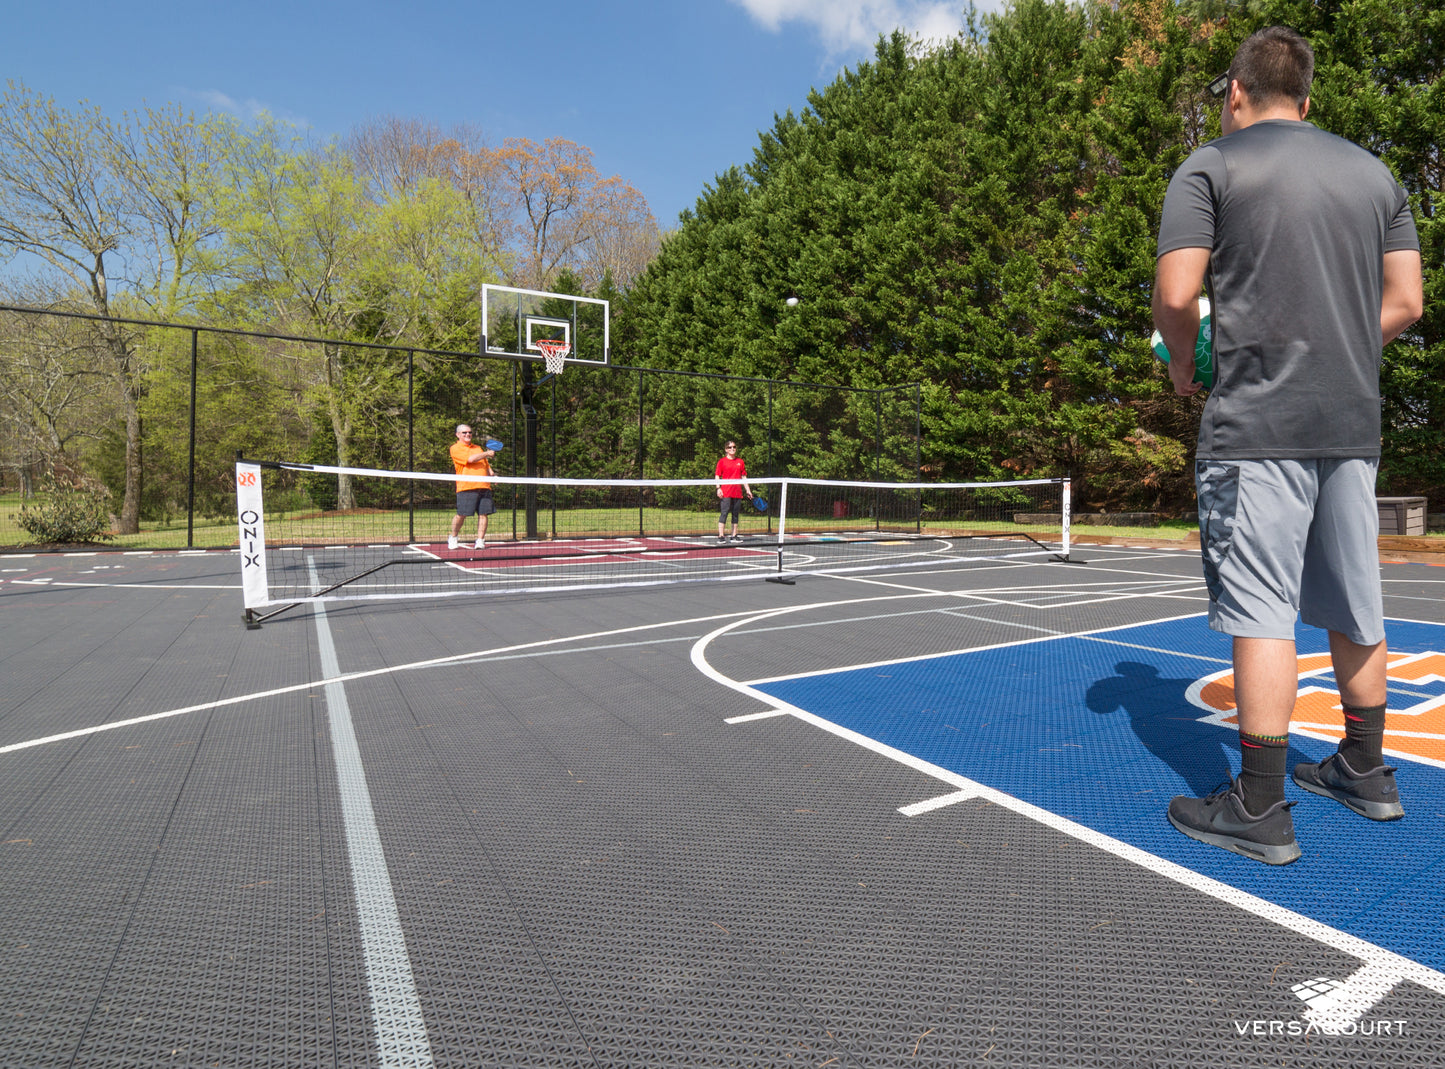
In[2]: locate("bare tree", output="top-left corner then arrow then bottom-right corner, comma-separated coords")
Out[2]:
0,292 -> 114,495
492,137 -> 660,291
107,102 -> 224,317
348,116 -> 509,292
493,137 -> 602,288
350,122 -> 659,294
573,177 -> 661,291
0,82 -> 220,531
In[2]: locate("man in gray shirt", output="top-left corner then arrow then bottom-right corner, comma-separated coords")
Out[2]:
1154,26 -> 1423,864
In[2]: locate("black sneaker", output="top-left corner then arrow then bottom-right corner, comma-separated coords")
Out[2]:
1293,751 -> 1404,821
1168,781 -> 1301,865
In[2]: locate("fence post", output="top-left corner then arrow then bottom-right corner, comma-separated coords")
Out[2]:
874,390 -> 882,530
914,384 -> 921,477
550,375 -> 557,538
407,349 -> 415,544
767,382 -> 774,534
637,368 -> 645,536
915,384 -> 923,531
186,328 -> 198,547
511,361 -> 519,542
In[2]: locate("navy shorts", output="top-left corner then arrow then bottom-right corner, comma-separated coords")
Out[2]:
456,489 -> 495,517
1196,457 -> 1383,644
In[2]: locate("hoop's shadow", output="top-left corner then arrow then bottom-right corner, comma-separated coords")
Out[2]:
1085,661 -> 1309,795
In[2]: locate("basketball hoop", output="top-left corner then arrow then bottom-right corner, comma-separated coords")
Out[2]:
535,339 -> 570,375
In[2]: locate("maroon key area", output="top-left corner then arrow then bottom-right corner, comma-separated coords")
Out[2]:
420,536 -> 768,570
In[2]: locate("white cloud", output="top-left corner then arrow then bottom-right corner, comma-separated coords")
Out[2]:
731,0 -> 988,54
180,88 -> 308,128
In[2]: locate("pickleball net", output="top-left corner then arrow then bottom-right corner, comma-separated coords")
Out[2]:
235,458 -> 1070,626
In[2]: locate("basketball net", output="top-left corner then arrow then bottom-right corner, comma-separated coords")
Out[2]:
535,339 -> 570,375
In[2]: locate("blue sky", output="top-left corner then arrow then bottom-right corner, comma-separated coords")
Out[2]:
4,1 -> 1003,228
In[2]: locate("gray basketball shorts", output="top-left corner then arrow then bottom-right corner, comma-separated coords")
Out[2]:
455,489 -> 495,517
1195,457 -> 1383,644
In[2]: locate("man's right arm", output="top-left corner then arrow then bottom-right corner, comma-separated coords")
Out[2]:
1154,150 -> 1220,398
1152,247 -> 1211,396
1381,249 -> 1424,344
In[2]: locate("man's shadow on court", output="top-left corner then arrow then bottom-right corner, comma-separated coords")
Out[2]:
1085,661 -> 1310,795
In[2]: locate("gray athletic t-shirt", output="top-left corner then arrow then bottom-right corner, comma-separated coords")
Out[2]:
1157,120 -> 1418,459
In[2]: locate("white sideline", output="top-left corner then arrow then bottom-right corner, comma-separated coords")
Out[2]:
308,559 -> 433,1068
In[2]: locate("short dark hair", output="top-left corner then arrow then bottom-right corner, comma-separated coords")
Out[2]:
1229,26 -> 1313,108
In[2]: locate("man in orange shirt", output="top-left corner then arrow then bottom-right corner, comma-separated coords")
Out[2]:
448,424 -> 496,550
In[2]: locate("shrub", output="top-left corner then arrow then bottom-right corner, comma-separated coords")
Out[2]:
18,477 -> 114,544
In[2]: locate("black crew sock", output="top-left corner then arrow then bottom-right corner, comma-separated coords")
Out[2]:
1339,702 -> 1387,771
1236,732 -> 1289,816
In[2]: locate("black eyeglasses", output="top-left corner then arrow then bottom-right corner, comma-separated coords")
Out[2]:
458,430 -> 473,435
1207,71 -> 1231,99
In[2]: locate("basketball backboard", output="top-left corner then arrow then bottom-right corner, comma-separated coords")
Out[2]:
480,284 -> 610,366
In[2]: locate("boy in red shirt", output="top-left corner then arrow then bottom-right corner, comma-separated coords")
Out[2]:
714,440 -> 752,544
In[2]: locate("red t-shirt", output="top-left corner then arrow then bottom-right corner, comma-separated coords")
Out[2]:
715,456 -> 747,498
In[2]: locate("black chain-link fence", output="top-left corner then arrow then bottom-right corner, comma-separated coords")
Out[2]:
0,305 -> 920,548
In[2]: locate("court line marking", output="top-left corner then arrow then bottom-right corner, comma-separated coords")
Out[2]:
446,599 -> 1213,671
689,604 -> 1445,1029
744,609 -> 1211,686
897,789 -> 978,816
0,582 -> 1211,758
810,568 -> 1202,614
725,710 -> 792,724
308,558 -> 433,1068
9,580 -> 240,590
0,600 -> 944,755
1079,635 -> 1232,666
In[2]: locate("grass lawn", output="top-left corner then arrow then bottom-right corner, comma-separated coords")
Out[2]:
0,491 -> 242,549
5,491 -> 1431,553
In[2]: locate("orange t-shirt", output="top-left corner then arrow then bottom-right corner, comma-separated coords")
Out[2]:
450,440 -> 492,491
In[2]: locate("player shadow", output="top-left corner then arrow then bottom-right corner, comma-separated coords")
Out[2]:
1085,661 -> 1310,796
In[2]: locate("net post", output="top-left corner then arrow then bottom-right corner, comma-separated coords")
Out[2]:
1046,478 -> 1075,563
235,458 -> 270,627
767,481 -> 796,584
1061,478 -> 1071,560
765,542 -> 795,585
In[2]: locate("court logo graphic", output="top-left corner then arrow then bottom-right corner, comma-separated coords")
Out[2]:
1185,650 -> 1445,768
1230,975 -> 1410,1037
1228,976 -> 1410,1038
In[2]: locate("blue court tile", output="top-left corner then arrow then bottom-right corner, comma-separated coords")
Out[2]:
756,616 -> 1445,972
